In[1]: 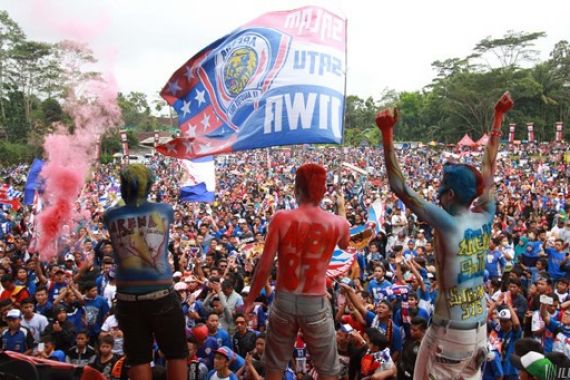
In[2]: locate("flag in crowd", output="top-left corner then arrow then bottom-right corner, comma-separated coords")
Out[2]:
24,159 -> 44,205
157,5 -> 347,160
180,156 -> 216,203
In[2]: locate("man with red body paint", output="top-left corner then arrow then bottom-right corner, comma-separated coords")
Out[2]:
244,163 -> 350,380
376,92 -> 514,380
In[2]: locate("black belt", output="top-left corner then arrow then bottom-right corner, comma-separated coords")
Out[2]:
116,288 -> 173,302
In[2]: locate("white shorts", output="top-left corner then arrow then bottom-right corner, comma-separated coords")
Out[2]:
413,322 -> 487,380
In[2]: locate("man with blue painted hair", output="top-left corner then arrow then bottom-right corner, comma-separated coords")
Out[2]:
104,164 -> 188,380
376,91 -> 513,380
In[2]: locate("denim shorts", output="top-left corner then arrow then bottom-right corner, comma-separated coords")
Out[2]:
116,292 -> 188,365
265,291 -> 340,376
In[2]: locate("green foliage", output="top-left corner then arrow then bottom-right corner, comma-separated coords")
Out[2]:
0,140 -> 39,165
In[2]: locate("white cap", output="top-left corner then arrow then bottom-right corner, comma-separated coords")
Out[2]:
172,271 -> 183,278
6,309 -> 21,319
498,309 -> 512,320
241,286 -> 251,294
174,282 -> 188,291
65,253 -> 75,261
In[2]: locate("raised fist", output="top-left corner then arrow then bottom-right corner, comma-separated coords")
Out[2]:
375,108 -> 399,133
495,91 -> 513,114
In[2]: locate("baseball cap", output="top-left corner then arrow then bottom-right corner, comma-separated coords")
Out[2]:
65,253 -> 75,261
498,309 -> 512,320
238,218 -> 247,224
172,271 -> 182,279
55,266 -> 65,274
510,351 -> 556,380
6,309 -> 22,319
174,282 -> 187,291
215,346 -> 236,361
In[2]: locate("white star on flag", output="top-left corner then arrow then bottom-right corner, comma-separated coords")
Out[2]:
168,80 -> 181,95
184,66 -> 194,81
186,124 -> 197,138
182,140 -> 194,153
201,113 -> 210,129
181,100 -> 191,117
166,142 -> 177,153
195,89 -> 206,106
199,142 -> 212,152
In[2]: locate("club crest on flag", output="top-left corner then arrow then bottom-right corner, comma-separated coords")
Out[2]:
207,29 -> 290,127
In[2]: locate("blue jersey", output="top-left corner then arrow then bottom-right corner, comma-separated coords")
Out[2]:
104,202 -> 173,294
545,247 -> 566,281
367,278 -> 392,303
2,327 -> 33,353
485,250 -> 506,278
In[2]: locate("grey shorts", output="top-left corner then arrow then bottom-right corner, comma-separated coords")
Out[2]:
265,291 -> 340,377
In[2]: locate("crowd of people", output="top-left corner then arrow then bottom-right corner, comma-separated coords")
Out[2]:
1,139 -> 570,380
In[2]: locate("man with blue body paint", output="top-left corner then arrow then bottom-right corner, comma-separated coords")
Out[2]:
376,92 -> 514,380
104,164 -> 187,380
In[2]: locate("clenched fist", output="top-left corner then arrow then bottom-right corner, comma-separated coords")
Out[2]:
495,91 -> 514,114
375,108 -> 399,133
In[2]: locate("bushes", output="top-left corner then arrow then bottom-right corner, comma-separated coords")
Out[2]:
0,141 -> 41,165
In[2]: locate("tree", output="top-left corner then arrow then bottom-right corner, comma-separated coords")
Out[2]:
0,10 -> 25,122
471,30 -> 547,70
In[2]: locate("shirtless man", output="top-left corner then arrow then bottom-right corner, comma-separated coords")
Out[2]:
376,92 -> 513,380
244,163 -> 350,380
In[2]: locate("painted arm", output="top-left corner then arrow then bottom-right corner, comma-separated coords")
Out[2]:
244,213 -> 281,315
376,109 -> 455,232
473,92 -> 513,213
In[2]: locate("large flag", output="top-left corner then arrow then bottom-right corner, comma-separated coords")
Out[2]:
157,6 -> 347,159
24,159 -> 44,205
180,157 -> 216,202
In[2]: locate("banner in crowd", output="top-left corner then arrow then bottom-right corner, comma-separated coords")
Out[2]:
326,246 -> 356,278
157,5 -> 347,159
24,159 -> 44,205
180,157 -> 216,202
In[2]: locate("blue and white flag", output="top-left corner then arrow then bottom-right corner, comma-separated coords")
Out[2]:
366,199 -> 385,234
180,156 -> 216,203
24,159 -> 44,205
157,5 -> 347,159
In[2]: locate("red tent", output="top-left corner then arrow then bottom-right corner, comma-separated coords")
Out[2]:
457,134 -> 476,147
476,134 -> 489,146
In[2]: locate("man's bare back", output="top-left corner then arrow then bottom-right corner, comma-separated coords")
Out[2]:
273,205 -> 349,295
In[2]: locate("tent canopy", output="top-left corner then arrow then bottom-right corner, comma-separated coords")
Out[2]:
457,134 -> 476,147
476,134 -> 489,146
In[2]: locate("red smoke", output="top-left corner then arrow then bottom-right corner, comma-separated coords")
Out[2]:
35,41 -> 121,259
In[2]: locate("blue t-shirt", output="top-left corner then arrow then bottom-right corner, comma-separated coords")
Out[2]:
212,329 -> 232,349
482,350 -> 504,380
494,324 -> 522,376
104,202 -> 174,294
198,336 -> 219,370
367,279 -> 393,303
545,247 -> 567,281
485,250 -> 506,278
49,349 -> 66,362
83,296 -> 110,336
365,311 -> 403,354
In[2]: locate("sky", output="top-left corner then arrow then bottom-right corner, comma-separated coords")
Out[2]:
3,0 -> 569,110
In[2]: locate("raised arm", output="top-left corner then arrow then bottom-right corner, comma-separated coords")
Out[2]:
473,92 -> 513,212
243,213 -> 281,315
376,109 -> 454,231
